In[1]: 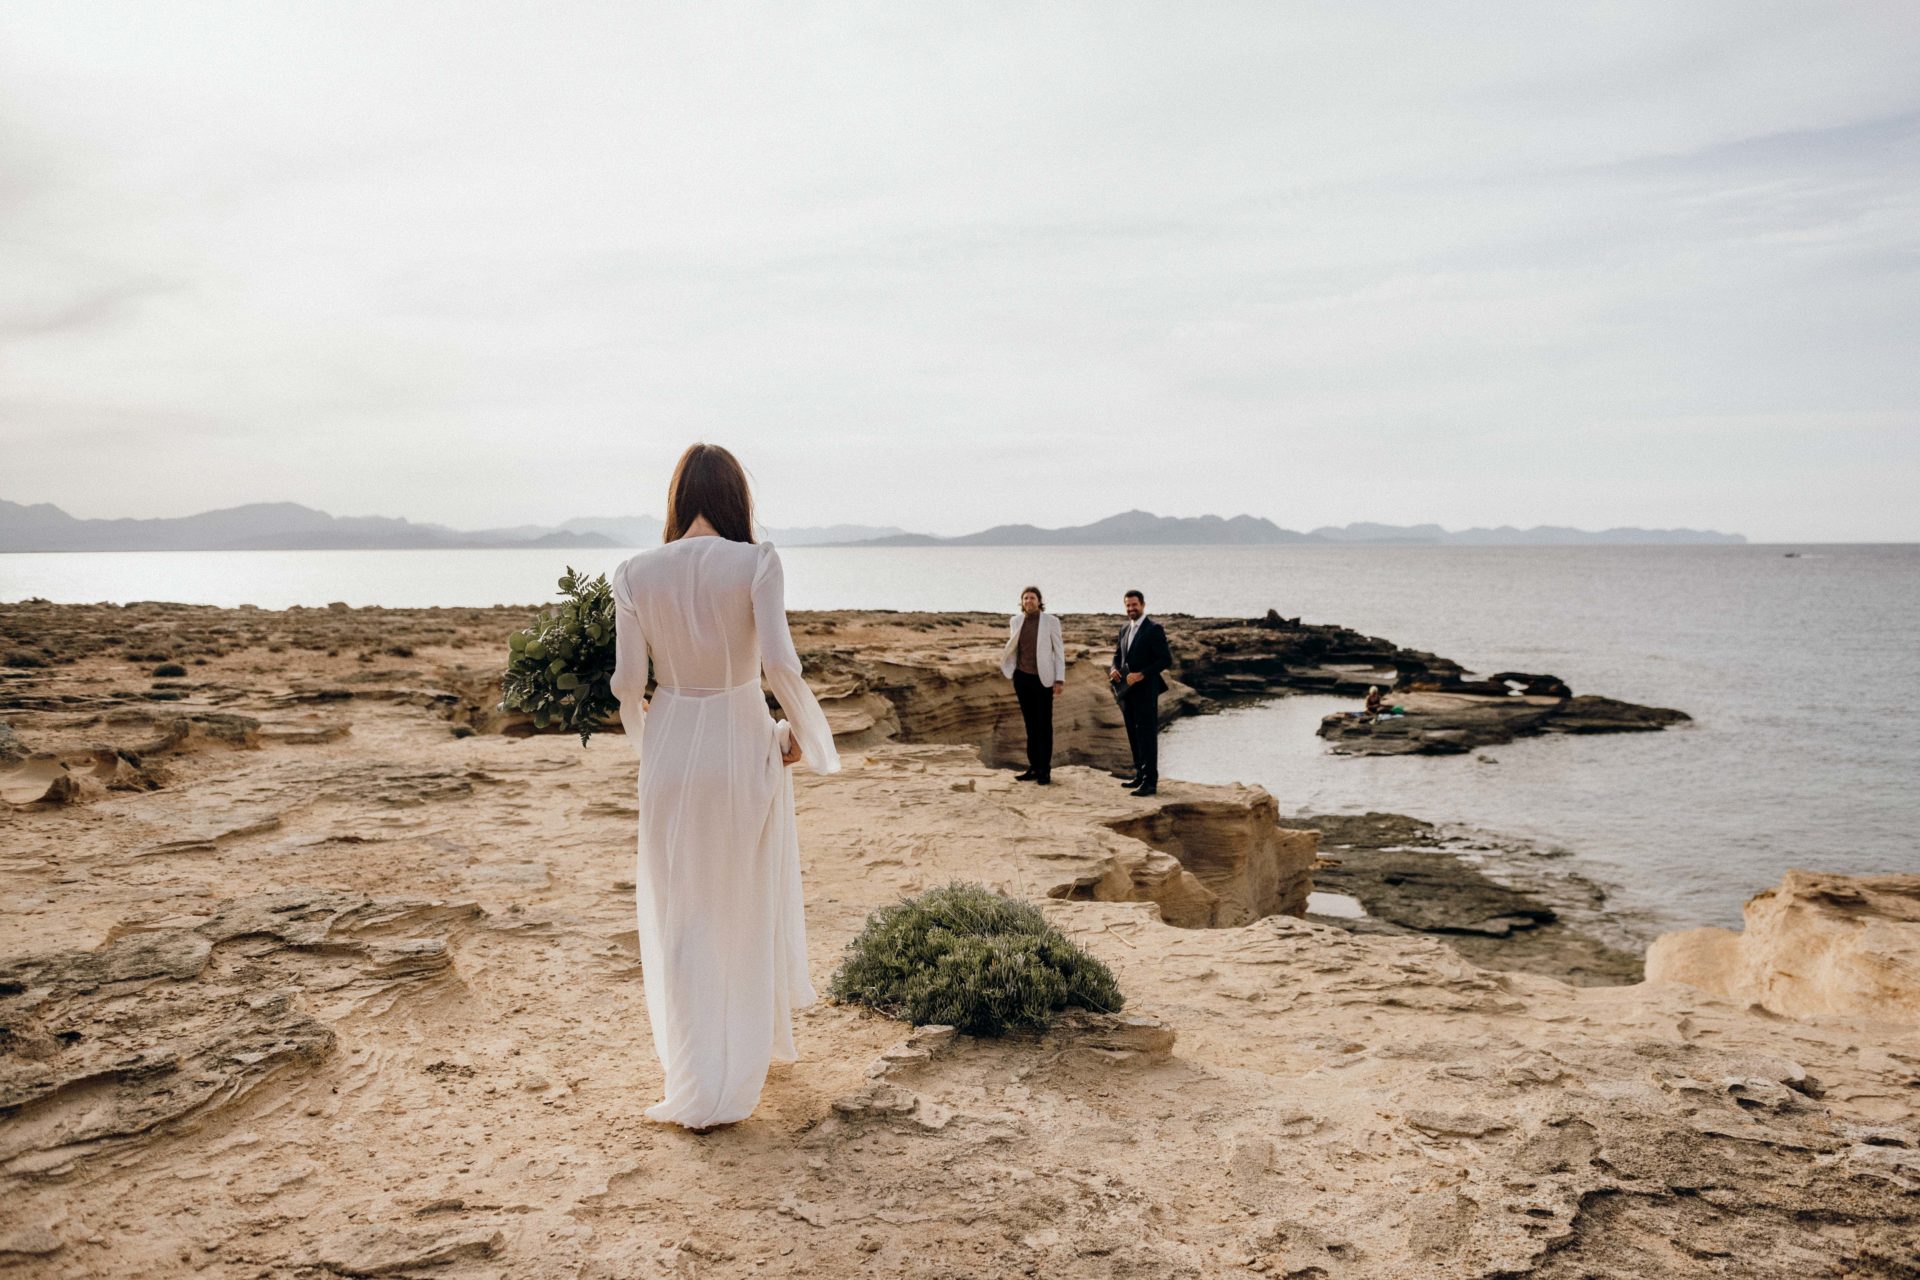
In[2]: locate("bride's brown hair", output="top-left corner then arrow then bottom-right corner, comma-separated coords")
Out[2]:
663,443 -> 756,544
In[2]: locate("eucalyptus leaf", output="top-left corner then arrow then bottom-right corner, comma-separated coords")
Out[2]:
500,566 -> 626,745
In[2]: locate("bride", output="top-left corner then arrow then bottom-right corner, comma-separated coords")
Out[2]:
607,443 -> 840,1130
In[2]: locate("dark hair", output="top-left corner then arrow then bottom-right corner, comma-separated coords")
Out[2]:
663,443 -> 756,544
1021,585 -> 1045,609
1124,589 -> 1145,604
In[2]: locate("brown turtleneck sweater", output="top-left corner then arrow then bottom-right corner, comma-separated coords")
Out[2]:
1016,612 -> 1040,675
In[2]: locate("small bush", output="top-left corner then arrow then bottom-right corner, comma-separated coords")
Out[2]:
3,651 -> 46,669
829,883 -> 1124,1036
152,662 -> 187,677
500,567 -> 619,744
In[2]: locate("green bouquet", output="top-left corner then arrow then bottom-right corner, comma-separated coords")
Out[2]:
501,566 -> 621,744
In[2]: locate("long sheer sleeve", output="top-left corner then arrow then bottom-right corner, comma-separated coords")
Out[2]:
751,543 -> 840,775
608,562 -> 648,760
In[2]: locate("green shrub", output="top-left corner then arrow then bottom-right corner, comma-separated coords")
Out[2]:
500,567 -> 620,744
152,662 -> 187,677
829,883 -> 1124,1036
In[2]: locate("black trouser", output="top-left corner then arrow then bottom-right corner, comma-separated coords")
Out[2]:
1121,685 -> 1159,784
1013,670 -> 1053,779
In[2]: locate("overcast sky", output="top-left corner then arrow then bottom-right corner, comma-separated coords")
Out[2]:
3,3 -> 1917,540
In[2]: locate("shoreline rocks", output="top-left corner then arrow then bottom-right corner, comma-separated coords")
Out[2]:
1647,869 -> 1920,1023
1317,689 -> 1690,756
1,599 -> 1688,774
1300,810 -> 1645,985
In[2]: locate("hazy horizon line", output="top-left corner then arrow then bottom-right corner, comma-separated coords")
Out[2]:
4,494 -> 1764,542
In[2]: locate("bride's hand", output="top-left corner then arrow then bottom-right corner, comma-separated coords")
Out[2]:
780,728 -> 802,766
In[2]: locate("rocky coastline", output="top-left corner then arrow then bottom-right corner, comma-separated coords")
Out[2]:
1299,811 -> 1646,986
2,598 -> 1915,1277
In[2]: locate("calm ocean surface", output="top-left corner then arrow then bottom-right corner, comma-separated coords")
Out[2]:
5,543 -> 1916,931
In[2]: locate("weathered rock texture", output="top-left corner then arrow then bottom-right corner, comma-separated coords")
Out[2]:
1,602 -> 1906,1280
1318,690 -> 1690,756
1101,793 -> 1316,927
1647,869 -> 1920,1024
1302,811 -> 1644,986
0,891 -> 479,1180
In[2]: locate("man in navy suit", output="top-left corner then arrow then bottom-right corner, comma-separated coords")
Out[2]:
1108,589 -> 1172,796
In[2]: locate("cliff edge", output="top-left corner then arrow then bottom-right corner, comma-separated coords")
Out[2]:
1648,869 -> 1920,1024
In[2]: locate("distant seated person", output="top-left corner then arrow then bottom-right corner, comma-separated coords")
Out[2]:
1360,686 -> 1406,718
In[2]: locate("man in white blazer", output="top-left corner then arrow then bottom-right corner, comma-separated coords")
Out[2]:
1000,585 -> 1067,784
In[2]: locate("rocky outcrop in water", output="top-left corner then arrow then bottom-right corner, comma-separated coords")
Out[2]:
808,613 -> 1687,764
1317,689 -> 1689,756
1302,811 -> 1644,985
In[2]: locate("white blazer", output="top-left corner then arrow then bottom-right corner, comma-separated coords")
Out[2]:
1000,611 -> 1067,686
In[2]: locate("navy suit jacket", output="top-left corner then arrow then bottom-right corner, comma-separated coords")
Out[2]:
1114,618 -> 1171,698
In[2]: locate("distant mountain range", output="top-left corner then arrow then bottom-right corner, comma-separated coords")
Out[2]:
0,499 -> 1745,553
0,500 -> 908,553
846,510 -> 1316,546
1304,521 -> 1747,546
833,510 -> 1747,547
556,515 -> 916,548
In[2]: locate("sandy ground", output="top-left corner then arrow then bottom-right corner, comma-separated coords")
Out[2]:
2,605 -> 1916,1278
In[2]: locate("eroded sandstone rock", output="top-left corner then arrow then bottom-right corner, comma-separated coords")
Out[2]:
1647,869 -> 1920,1023
0,757 -> 80,807
0,889 -> 481,1179
1010,773 -> 1317,928
1103,793 -> 1316,926
310,1225 -> 506,1277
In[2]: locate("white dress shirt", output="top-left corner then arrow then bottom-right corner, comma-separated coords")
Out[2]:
1121,614 -> 1149,666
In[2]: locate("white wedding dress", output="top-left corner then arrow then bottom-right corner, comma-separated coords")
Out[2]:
608,536 -> 840,1128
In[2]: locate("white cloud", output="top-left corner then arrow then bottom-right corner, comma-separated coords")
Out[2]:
1,1 -> 1916,539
